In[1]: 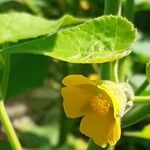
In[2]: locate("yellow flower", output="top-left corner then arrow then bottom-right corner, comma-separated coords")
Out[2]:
61,75 -> 127,148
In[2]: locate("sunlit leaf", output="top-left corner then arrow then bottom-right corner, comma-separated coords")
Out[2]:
0,15 -> 136,63
0,12 -> 83,44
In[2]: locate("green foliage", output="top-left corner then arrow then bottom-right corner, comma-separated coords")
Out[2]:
146,61 -> 150,83
0,15 -> 136,63
6,54 -> 50,99
131,74 -> 150,95
122,74 -> 150,128
0,0 -> 14,5
0,12 -> 83,44
124,124 -> 150,139
132,33 -> 150,63
0,140 -> 12,150
122,103 -> 150,128
135,0 -> 150,11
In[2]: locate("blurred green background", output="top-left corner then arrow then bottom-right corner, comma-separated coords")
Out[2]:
0,0 -> 150,150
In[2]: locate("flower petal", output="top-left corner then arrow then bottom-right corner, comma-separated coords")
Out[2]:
62,75 -> 94,87
61,85 -> 98,118
97,81 -> 122,118
80,111 -> 120,148
108,119 -> 121,146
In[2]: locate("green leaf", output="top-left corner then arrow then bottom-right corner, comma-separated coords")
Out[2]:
0,15 -> 136,63
146,61 -> 150,83
6,54 -> 50,99
0,12 -> 83,44
0,140 -> 12,150
87,140 -> 102,150
0,0 -> 15,5
124,124 -> 150,139
122,103 -> 150,128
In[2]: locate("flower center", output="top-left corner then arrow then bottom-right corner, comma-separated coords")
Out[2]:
90,93 -> 110,115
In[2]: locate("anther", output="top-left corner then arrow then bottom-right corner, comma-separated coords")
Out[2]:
91,94 -> 110,115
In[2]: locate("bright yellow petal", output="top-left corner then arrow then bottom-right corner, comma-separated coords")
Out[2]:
99,81 -> 127,117
80,110 -> 120,148
109,119 -> 121,146
62,75 -> 95,87
97,81 -> 122,119
61,85 -> 98,118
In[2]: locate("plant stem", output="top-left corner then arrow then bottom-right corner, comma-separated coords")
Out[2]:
0,54 -> 22,149
123,0 -> 134,21
58,104 -> 68,146
100,63 -> 111,80
104,0 -> 121,15
135,79 -> 149,95
1,54 -> 10,99
58,62 -> 69,147
101,0 -> 121,81
110,60 -> 119,82
0,100 -> 22,150
133,96 -> 150,103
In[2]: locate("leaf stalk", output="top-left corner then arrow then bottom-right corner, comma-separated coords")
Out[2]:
0,100 -> 22,150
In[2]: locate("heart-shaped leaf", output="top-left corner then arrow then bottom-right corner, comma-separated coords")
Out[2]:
0,14 -> 136,63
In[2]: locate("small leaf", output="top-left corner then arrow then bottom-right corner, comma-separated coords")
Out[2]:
146,61 -> 150,83
124,124 -> 150,139
122,103 -> 150,128
0,12 -> 83,44
0,15 -> 137,63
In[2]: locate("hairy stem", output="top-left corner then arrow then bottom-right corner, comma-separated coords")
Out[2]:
104,0 -> 121,15
0,54 -> 22,149
110,60 -> 119,82
133,96 -> 150,103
